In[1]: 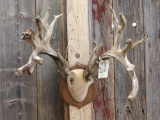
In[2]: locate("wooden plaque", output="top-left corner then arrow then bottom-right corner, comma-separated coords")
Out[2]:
60,63 -> 98,108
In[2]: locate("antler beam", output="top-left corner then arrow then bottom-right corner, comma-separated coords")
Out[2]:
101,7 -> 147,100
15,8 -> 62,76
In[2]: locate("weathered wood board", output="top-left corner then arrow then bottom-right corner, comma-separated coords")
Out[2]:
36,0 -> 64,120
0,0 -> 37,120
144,0 -> 160,120
67,0 -> 90,66
67,0 -> 94,119
113,0 -> 147,120
92,0 -> 115,120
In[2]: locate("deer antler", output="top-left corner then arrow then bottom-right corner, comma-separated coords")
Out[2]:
101,7 -> 147,100
57,50 -> 74,87
15,8 -> 63,76
83,41 -> 103,80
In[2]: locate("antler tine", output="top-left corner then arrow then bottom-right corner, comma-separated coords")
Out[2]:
45,13 -> 63,42
50,14 -> 63,28
36,8 -> 51,32
15,50 -> 42,76
101,7 -> 147,100
57,50 -> 74,87
36,7 -> 63,43
110,5 -> 119,28
110,6 -> 127,49
57,50 -> 68,66
84,42 -> 103,79
41,7 -> 51,29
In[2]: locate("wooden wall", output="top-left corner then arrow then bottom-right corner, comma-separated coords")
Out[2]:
0,0 -> 160,120
92,0 -> 115,120
92,0 -> 160,120
0,0 -> 64,120
113,0 -> 146,119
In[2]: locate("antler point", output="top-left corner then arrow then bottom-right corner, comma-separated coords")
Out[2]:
15,69 -> 22,76
48,7 -> 51,10
128,95 -> 134,101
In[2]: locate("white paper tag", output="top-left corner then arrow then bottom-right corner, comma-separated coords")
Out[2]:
98,59 -> 109,79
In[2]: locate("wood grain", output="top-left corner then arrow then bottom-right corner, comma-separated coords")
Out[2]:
113,0 -> 146,119
36,0 -> 64,120
59,0 -> 70,120
67,0 -> 89,67
0,0 -> 37,120
92,0 -> 115,120
67,0 -> 94,119
144,0 -> 160,120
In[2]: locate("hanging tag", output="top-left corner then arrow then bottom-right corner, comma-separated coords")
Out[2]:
98,59 -> 109,79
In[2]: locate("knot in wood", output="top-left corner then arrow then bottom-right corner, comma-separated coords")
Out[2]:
75,53 -> 80,58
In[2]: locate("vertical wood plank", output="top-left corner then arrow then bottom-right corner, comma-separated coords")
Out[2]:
69,104 -> 94,120
0,0 -> 37,120
36,0 -> 64,120
113,0 -> 147,119
67,0 -> 89,67
144,0 -> 160,120
67,0 -> 93,120
92,0 -> 115,120
60,0 -> 70,120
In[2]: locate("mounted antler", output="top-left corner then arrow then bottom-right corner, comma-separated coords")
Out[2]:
15,8 -> 63,76
58,42 -> 102,103
83,41 -> 103,79
100,7 -> 147,100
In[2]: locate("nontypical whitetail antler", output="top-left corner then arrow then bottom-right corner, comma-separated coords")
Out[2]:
101,7 -> 147,100
15,8 -> 63,76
